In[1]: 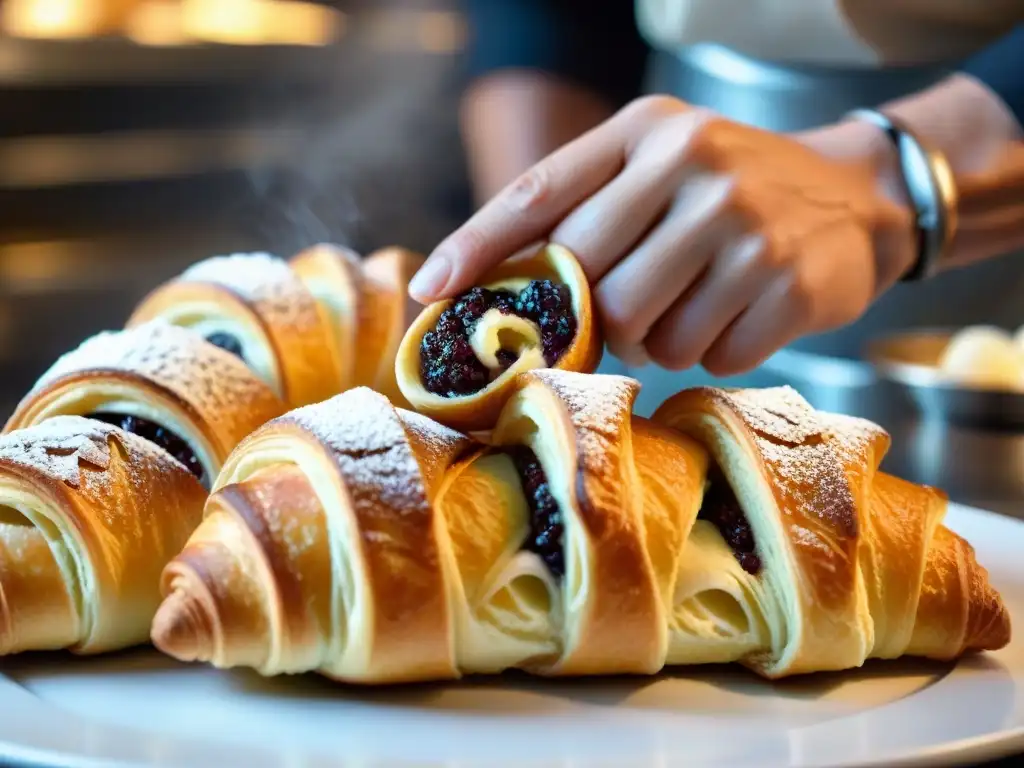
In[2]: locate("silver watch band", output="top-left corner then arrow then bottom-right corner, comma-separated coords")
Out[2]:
845,108 -> 958,282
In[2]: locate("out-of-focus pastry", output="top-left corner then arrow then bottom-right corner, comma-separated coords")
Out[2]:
3,320 -> 286,488
128,246 -> 425,409
937,325 -> 1024,391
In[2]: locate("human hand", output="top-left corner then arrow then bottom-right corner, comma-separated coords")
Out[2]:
409,96 -> 917,375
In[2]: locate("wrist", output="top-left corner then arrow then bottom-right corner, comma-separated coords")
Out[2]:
794,120 -> 918,289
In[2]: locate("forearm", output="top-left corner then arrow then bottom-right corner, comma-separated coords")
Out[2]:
460,72 -> 615,206
800,75 -> 1024,276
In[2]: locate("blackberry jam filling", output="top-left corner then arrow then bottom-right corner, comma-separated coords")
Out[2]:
205,332 -> 245,362
506,445 -> 564,578
699,469 -> 761,575
420,279 -> 576,398
89,412 -> 205,483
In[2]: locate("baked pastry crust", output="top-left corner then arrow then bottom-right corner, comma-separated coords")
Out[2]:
395,243 -> 602,432
3,320 -> 286,486
291,245 -> 425,408
652,385 -> 1011,677
0,416 -> 206,655
127,252 -> 342,408
150,372 -> 1011,683
128,246 -> 426,409
152,386 -> 472,683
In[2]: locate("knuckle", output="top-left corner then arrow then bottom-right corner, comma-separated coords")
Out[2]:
503,166 -> 551,215
782,267 -> 818,323
755,235 -> 789,272
624,94 -> 684,122
702,352 -> 737,377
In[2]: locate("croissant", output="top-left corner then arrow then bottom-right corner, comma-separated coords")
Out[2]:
394,243 -> 602,432
0,416 -> 206,656
127,245 -> 425,408
150,371 -> 1010,683
3,320 -> 286,488
651,385 -> 1011,676
290,244 -> 425,407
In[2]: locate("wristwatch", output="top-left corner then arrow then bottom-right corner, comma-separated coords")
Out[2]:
845,108 -> 959,282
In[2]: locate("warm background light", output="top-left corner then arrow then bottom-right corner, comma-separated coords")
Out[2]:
2,0 -> 345,46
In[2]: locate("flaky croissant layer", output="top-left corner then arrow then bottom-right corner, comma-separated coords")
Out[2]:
128,245 -> 425,409
0,416 -> 206,656
151,373 -> 1011,683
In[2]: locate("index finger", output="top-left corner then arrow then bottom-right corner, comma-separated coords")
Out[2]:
408,120 -> 628,303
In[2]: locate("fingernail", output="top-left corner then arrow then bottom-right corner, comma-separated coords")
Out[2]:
408,255 -> 450,300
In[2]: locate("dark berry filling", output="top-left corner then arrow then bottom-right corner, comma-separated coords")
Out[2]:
699,469 -> 760,575
204,332 -> 245,362
89,412 -> 205,484
506,445 -> 564,578
419,279 -> 577,398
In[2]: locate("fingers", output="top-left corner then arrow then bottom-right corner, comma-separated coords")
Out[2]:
697,226 -> 875,375
698,275 -> 808,376
641,231 -> 780,371
550,114 -> 709,283
408,120 -> 628,303
593,173 -> 735,355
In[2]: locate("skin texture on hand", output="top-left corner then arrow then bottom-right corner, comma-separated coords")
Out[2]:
413,96 -> 917,375
418,74 -> 1024,377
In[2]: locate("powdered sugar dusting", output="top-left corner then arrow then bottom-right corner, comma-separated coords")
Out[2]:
720,386 -> 822,446
25,321 -> 285,455
0,415 -> 193,491
525,370 -> 638,486
182,253 -> 294,296
818,412 -> 889,470
396,408 -> 473,494
284,388 -> 458,514
179,253 -> 322,339
527,370 -> 638,439
715,386 -> 859,590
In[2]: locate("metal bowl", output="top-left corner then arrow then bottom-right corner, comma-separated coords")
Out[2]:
865,327 -> 1024,431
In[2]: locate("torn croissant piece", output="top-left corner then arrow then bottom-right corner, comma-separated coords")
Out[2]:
395,243 -> 602,432
3,320 -> 286,489
652,385 -> 1011,677
150,372 -> 1010,683
127,251 -> 343,408
291,244 -> 425,407
0,416 -> 206,656
151,386 -> 474,683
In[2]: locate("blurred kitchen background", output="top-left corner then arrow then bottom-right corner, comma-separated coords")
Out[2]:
0,0 -> 472,414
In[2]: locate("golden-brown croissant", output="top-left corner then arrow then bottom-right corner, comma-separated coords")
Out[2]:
651,385 -> 1011,677
150,371 -> 1010,683
3,320 -> 286,488
395,243 -> 602,432
127,245 -> 425,408
290,244 -> 425,407
0,416 -> 206,656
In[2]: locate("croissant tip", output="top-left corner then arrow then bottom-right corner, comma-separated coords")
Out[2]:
151,590 -> 211,663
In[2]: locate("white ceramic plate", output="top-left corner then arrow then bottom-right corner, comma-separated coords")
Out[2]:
2,502 -> 1024,768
